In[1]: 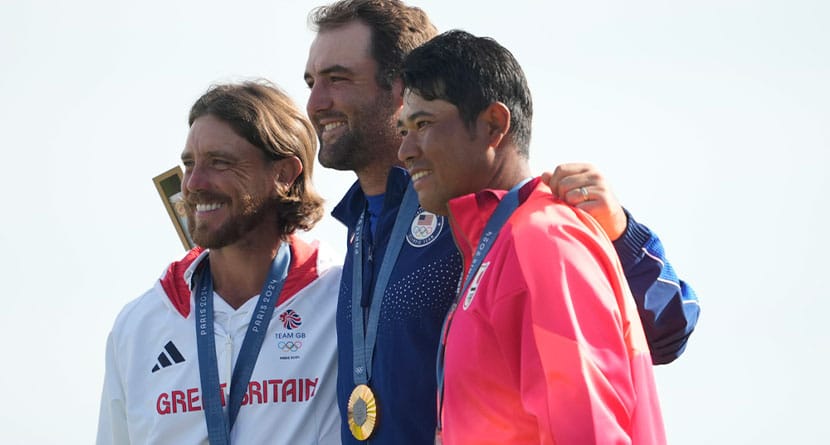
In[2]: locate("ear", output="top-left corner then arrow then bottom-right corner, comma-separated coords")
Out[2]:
480,102 -> 511,149
272,156 -> 303,195
391,77 -> 405,108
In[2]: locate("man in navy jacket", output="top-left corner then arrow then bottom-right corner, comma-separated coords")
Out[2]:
303,1 -> 699,443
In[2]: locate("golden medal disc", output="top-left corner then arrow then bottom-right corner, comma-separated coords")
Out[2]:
347,384 -> 378,440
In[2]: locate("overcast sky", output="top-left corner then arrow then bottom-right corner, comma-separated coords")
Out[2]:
1,1 -> 828,443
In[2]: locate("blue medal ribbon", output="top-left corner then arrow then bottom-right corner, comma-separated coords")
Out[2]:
351,184 -> 419,386
195,242 -> 291,445
435,178 -> 533,434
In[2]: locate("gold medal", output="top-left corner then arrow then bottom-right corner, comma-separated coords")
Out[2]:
347,384 -> 378,440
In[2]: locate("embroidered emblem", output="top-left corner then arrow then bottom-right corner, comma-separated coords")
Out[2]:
151,340 -> 186,373
463,262 -> 490,310
406,209 -> 444,247
276,310 -> 306,360
279,309 -> 303,329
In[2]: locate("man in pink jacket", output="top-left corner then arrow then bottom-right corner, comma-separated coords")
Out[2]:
397,30 -> 666,444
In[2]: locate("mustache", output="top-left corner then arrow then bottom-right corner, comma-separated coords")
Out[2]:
312,111 -> 348,126
184,191 -> 229,209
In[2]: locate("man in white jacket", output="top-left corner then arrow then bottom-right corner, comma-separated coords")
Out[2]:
97,81 -> 342,444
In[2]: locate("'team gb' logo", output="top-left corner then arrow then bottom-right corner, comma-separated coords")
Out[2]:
279,309 -> 302,330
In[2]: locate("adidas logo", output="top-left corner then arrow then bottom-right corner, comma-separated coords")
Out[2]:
151,341 -> 186,373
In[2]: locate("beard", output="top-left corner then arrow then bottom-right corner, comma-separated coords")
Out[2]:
316,91 -> 400,172
186,191 -> 274,249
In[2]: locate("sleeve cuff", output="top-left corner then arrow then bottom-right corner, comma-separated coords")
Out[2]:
612,208 -> 652,269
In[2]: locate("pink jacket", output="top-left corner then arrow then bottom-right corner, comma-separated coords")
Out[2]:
440,179 -> 665,445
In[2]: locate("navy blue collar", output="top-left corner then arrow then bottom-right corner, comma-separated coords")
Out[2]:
332,166 -> 411,229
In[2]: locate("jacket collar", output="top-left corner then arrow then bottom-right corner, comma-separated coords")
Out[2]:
158,236 -> 320,318
447,177 -> 541,271
331,166 -> 411,228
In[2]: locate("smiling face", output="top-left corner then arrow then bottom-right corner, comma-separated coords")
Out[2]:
304,20 -> 401,176
397,91 -> 493,215
180,114 -> 281,249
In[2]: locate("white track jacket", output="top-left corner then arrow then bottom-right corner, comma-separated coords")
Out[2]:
97,237 -> 341,444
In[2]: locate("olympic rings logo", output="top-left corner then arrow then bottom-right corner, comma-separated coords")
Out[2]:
406,210 -> 443,248
278,341 -> 303,352
412,225 -> 432,238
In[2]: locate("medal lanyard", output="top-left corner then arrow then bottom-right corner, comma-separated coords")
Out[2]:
195,242 -> 291,445
351,184 -> 419,386
435,178 -> 532,433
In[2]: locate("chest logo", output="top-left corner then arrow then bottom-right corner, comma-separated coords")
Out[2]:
279,309 -> 303,330
463,262 -> 490,310
276,310 -> 307,360
151,340 -> 186,373
406,209 -> 444,247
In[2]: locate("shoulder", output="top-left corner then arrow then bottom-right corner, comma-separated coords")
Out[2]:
108,280 -> 176,343
284,236 -> 342,301
311,238 -> 343,276
508,192 -> 617,262
289,235 -> 342,277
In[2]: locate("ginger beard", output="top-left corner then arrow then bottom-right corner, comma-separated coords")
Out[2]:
185,190 -> 276,249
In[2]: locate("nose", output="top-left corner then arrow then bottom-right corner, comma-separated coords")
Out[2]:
183,162 -> 209,194
397,132 -> 419,164
306,81 -> 332,117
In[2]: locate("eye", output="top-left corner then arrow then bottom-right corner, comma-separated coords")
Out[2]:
416,120 -> 430,130
181,159 -> 194,171
330,76 -> 348,83
211,158 -> 231,170
397,123 -> 409,137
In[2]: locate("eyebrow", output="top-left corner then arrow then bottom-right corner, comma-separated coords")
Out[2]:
397,110 -> 434,128
181,148 -> 240,162
304,64 -> 355,81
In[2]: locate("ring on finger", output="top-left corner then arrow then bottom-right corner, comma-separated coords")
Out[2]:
578,186 -> 589,202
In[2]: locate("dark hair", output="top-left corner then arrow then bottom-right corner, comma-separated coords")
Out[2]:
402,30 -> 533,156
309,0 -> 437,89
188,80 -> 325,235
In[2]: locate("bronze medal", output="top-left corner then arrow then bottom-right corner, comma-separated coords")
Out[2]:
347,384 -> 378,440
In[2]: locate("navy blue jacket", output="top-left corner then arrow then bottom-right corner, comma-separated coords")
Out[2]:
332,167 -> 698,444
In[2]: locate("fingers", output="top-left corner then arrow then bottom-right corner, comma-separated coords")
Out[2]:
543,163 -> 627,240
546,162 -> 596,198
540,171 -> 554,191
563,185 -> 596,205
560,176 -> 613,208
565,185 -> 590,204
557,172 -> 601,203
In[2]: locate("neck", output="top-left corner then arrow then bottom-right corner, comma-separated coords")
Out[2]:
356,159 -> 401,196
486,156 -> 533,192
207,233 -> 286,310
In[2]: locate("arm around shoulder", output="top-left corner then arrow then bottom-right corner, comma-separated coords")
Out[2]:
613,208 -> 700,365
